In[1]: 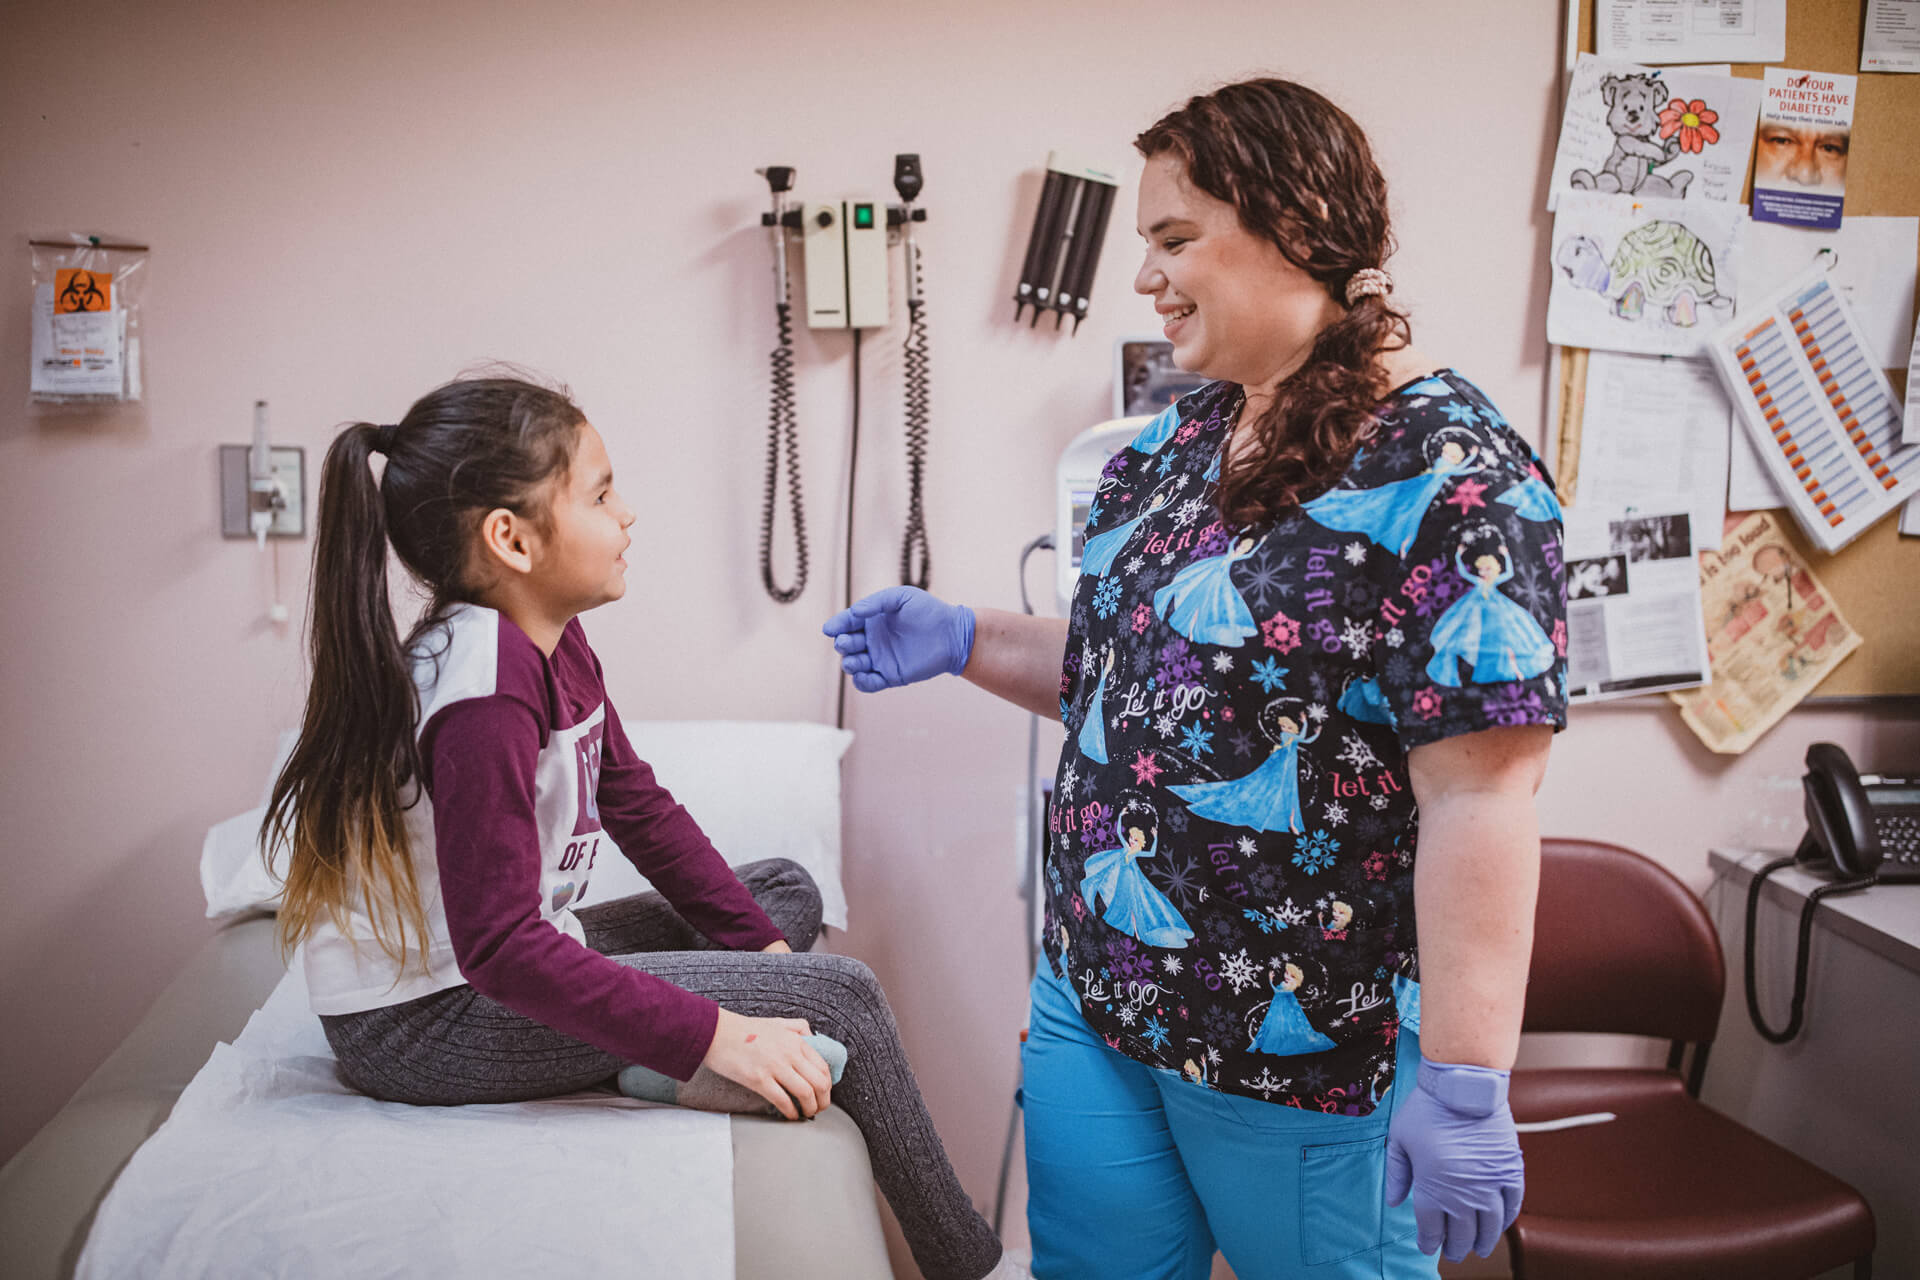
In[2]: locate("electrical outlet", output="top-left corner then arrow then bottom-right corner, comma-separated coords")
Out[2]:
219,444 -> 306,539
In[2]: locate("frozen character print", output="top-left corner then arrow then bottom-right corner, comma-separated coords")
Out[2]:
1169,697 -> 1319,835
1392,971 -> 1422,1037
1425,527 -> 1556,686
1497,465 -> 1564,523
1336,674 -> 1396,727
1181,1038 -> 1215,1089
1304,425 -> 1485,558
1078,645 -> 1117,764
1249,961 -> 1337,1057
1131,403 -> 1183,456
1079,797 -> 1195,949
1320,899 -> 1353,941
1153,533 -> 1262,647
1080,479 -> 1179,578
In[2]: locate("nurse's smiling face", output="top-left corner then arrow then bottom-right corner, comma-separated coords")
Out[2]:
1133,153 -> 1343,403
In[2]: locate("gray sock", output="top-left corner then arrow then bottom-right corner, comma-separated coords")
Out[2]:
617,1034 -> 847,1112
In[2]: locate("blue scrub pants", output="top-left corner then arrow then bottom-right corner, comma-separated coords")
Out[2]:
1022,969 -> 1438,1280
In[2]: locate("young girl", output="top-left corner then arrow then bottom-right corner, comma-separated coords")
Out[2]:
264,375 -> 1022,1280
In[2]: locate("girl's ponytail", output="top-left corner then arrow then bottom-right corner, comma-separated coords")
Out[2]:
267,422 -> 428,965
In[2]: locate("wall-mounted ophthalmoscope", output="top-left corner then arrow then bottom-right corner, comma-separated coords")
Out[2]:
754,157 -> 935,614
1013,151 -> 1120,334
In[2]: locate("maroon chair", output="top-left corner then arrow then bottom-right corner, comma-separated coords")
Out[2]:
1505,838 -> 1875,1280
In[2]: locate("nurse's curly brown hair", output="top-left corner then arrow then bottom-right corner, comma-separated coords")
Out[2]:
1136,78 -> 1413,526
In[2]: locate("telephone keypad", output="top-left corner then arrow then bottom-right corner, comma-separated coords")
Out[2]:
1875,809 -> 1920,883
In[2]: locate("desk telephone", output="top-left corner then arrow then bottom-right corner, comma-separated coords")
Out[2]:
1745,742 -> 1920,1045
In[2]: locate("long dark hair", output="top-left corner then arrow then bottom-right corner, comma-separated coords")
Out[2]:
264,376 -> 585,962
1136,78 -> 1413,525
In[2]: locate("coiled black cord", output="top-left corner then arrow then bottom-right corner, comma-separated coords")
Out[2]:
759,300 -> 809,604
899,287 -> 932,588
1742,855 -> 1876,1043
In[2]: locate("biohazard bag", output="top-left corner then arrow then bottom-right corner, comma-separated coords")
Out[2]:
29,233 -> 148,405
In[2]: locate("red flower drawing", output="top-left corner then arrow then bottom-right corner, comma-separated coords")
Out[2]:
1659,98 -> 1720,153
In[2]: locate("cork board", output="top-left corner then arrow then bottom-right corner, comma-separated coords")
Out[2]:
1556,0 -> 1920,697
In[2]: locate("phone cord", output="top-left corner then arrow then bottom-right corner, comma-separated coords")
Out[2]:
1742,856 -> 1877,1044
899,287 -> 932,589
759,299 -> 809,603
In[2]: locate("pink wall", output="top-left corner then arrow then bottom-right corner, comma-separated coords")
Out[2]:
5,0 -> 1916,1265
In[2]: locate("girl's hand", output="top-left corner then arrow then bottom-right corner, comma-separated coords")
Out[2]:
761,940 -> 792,954
701,1008 -> 833,1120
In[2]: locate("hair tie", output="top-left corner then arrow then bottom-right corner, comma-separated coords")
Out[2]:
1345,268 -> 1392,306
370,423 -> 399,455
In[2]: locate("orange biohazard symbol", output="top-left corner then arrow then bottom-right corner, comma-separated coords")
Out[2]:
55,269 -> 112,314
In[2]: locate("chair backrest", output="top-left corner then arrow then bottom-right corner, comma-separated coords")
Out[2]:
1525,838 -> 1724,1044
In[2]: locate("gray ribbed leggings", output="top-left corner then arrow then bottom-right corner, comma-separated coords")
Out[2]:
319,858 -> 1001,1280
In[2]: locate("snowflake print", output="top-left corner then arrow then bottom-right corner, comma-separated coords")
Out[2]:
1147,852 -> 1204,910
1155,713 -> 1177,739
1202,1005 -> 1239,1045
1273,898 -> 1309,927
1180,723 -> 1215,757
1340,619 -> 1373,659
1174,421 -> 1199,445
1248,863 -> 1285,899
1142,1016 -> 1172,1053
1242,1068 -> 1288,1100
1261,610 -> 1302,654
1211,652 -> 1235,674
1410,686 -> 1443,720
1242,560 -> 1289,611
1116,1004 -> 1138,1026
1191,523 -> 1230,559
1342,577 -> 1380,613
1244,908 -> 1279,935
1086,501 -> 1104,527
1236,835 -> 1258,857
1161,954 -> 1185,977
1485,684 -> 1546,726
1293,829 -> 1340,874
1250,656 -> 1289,692
1157,639 -> 1203,689
1551,617 -> 1567,658
1130,750 -> 1164,786
1071,892 -> 1088,921
1131,602 -> 1153,634
1440,399 -> 1481,427
1383,653 -> 1415,687
1156,449 -> 1179,476
1343,541 -> 1368,566
1174,473 -> 1191,492
1229,729 -> 1255,758
1124,555 -> 1146,576
1335,734 -> 1381,771
1202,913 -> 1243,946
1385,628 -> 1405,649
1218,948 -> 1261,994
1444,478 -> 1488,513
1364,850 -> 1389,881
1166,808 -> 1189,833
1107,936 -> 1152,983
1307,702 -> 1329,723
1161,552 -> 1177,566
1324,801 -> 1348,826
1093,577 -> 1123,618
1174,498 -> 1208,527
1370,793 -> 1389,810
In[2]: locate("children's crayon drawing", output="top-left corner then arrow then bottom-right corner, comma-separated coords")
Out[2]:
1547,54 -> 1761,212
1547,192 -> 1742,357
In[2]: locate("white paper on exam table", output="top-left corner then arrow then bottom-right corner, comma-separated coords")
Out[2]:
1863,0 -> 1920,72
1546,56 -> 1761,212
1574,351 -> 1730,550
1742,218 -> 1919,371
1595,0 -> 1786,64
76,965 -> 735,1280
1562,505 -> 1710,703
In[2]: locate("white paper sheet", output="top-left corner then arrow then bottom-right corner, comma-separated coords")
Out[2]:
1741,218 -> 1919,370
1595,0 -> 1786,64
1906,312 -> 1920,444
1704,263 -> 1920,551
1548,56 -> 1761,211
1562,505 -> 1710,701
1729,425 -> 1790,510
77,966 -> 736,1280
1549,192 -> 1745,357
1573,351 -> 1730,549
1863,0 -> 1920,71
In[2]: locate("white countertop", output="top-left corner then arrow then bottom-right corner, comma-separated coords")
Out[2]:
1710,847 -> 1920,975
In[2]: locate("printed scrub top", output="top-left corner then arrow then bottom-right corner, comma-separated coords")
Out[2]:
1042,371 -> 1569,1115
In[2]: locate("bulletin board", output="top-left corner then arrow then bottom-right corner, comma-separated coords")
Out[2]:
1555,0 -> 1920,697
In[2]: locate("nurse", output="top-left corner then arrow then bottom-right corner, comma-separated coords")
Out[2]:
824,77 -> 1565,1278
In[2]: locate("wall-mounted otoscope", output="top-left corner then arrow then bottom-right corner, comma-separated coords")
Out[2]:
1013,152 -> 1119,333
753,157 -> 935,609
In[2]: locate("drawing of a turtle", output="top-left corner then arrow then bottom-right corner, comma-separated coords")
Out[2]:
1555,220 -> 1731,327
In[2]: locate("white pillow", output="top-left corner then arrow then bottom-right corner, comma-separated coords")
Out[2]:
576,720 -> 854,930
200,723 -> 855,930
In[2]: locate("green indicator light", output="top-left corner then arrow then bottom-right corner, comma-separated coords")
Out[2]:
854,204 -> 874,229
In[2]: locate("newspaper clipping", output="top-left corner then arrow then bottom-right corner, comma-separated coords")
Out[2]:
1670,510 -> 1862,753
1565,507 -> 1710,702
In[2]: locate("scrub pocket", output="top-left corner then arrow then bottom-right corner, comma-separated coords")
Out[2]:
1300,1135 -> 1390,1265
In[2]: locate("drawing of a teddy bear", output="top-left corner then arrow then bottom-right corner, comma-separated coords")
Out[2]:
1570,72 -> 1695,199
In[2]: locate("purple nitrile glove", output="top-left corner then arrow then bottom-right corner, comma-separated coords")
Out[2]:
1384,1058 -> 1525,1263
822,586 -> 975,693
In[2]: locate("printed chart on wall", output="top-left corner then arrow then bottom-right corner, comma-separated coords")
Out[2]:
1547,55 -> 1763,212
1704,262 -> 1920,553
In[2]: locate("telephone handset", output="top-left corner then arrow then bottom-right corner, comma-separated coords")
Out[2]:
1745,742 -> 1920,1044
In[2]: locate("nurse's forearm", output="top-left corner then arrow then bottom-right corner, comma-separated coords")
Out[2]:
961,608 -> 1070,719
1409,790 -> 1541,1070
